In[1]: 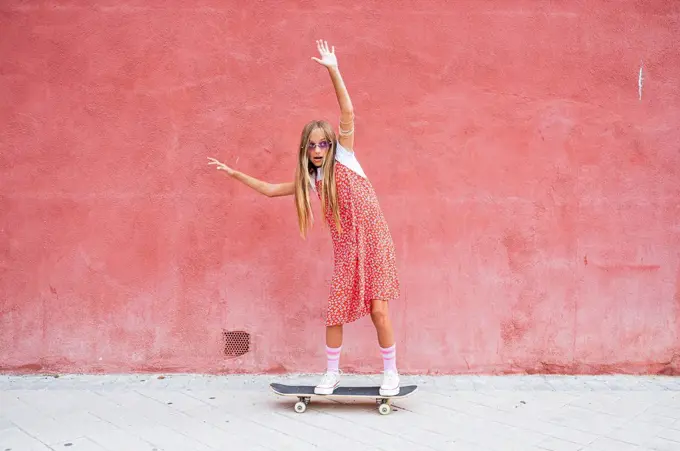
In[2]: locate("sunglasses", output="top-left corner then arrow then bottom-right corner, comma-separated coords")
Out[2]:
307,140 -> 331,150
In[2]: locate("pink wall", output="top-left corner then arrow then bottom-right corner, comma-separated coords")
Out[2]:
2,1 -> 679,375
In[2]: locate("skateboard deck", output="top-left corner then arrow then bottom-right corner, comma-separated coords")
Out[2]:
270,382 -> 418,415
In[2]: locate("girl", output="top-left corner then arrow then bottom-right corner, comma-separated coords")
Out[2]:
208,40 -> 401,396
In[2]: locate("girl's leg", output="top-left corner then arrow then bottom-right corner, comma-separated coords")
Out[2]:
370,300 -> 394,347
315,324 -> 343,394
371,300 -> 400,395
326,324 -> 343,348
324,324 -> 343,372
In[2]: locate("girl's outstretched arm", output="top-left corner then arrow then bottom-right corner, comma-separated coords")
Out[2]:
312,40 -> 355,151
207,157 -> 294,197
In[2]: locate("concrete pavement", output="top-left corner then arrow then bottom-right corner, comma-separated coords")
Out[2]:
1,374 -> 680,450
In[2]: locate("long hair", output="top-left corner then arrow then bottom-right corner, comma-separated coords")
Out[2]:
294,120 -> 342,238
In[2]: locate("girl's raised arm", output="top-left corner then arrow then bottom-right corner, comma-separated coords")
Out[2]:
312,40 -> 354,151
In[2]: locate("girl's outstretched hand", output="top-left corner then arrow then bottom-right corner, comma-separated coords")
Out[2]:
311,40 -> 338,68
207,157 -> 235,176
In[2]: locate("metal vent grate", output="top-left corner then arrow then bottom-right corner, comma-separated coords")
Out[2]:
223,330 -> 250,357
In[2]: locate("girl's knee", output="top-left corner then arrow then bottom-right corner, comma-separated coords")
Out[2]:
370,300 -> 389,325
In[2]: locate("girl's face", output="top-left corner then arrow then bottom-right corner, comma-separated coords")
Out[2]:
307,127 -> 331,168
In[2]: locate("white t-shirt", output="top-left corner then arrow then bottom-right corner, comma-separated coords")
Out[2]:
310,142 -> 366,191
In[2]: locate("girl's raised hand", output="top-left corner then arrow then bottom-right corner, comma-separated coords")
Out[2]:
207,157 -> 235,176
311,40 -> 338,68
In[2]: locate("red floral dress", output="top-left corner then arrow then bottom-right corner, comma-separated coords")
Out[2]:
313,143 -> 400,326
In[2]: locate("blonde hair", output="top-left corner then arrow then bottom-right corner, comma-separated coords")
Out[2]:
294,120 -> 341,238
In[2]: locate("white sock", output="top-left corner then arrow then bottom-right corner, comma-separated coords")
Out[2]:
326,345 -> 341,373
380,344 -> 397,372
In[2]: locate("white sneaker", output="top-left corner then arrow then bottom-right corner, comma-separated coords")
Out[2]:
380,370 -> 400,396
314,371 -> 340,395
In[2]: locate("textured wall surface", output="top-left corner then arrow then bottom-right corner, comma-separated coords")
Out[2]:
2,1 -> 679,375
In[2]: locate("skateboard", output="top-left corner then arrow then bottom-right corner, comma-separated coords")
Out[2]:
269,382 -> 418,415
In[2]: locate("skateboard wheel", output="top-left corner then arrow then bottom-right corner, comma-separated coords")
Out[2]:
378,403 -> 391,415
294,401 -> 307,413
